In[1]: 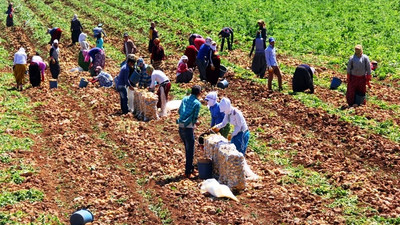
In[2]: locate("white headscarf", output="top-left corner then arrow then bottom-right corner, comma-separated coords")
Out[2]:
205,91 -> 217,107
177,55 -> 188,67
205,37 -> 212,46
79,32 -> 87,43
18,47 -> 25,53
72,14 -> 77,21
219,97 -> 232,114
211,41 -> 217,51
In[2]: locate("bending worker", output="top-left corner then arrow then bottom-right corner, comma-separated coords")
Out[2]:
292,64 -> 315,93
212,97 -> 250,156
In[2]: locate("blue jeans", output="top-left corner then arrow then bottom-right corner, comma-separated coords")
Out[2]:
116,85 -> 128,114
179,127 -> 194,175
231,130 -> 250,156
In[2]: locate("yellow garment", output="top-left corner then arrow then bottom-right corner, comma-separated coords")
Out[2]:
13,64 -> 27,85
149,29 -> 153,40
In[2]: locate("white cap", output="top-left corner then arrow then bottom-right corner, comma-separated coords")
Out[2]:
53,39 -> 58,44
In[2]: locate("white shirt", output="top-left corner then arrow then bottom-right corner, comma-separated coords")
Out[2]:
13,51 -> 27,65
216,107 -> 248,136
149,70 -> 169,89
32,55 -> 43,63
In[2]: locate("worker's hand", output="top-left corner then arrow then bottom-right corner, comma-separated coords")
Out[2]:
268,66 -> 273,73
211,65 -> 215,71
211,126 -> 220,133
227,134 -> 232,141
195,121 -> 201,126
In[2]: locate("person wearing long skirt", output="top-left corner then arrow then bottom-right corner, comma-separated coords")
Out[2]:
70,14 -> 83,45
78,33 -> 90,71
205,42 -> 220,86
13,47 -> 27,91
49,40 -> 60,79
250,31 -> 266,78
6,3 -> 13,27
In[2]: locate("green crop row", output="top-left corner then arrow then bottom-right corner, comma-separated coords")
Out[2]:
0,189 -> 43,207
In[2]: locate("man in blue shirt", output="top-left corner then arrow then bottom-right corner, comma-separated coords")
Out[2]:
116,54 -> 135,114
265,37 -> 283,91
177,85 -> 202,178
196,37 -> 213,81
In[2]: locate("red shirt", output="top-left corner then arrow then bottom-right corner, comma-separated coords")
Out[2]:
194,38 -> 205,51
184,45 -> 198,68
177,62 -> 188,74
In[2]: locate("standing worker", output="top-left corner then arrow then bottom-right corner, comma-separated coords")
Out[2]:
6,2 -> 13,27
93,23 -> 106,38
212,98 -> 250,156
257,20 -> 267,48
49,40 -> 60,80
122,33 -> 137,61
116,54 -> 136,115
265,37 -> 282,91
70,14 -> 83,46
346,45 -> 371,107
13,47 -> 27,91
148,21 -> 159,53
47,27 -> 62,45
150,38 -> 165,70
78,33 -> 90,71
177,85 -> 202,178
249,31 -> 266,78
218,27 -> 233,51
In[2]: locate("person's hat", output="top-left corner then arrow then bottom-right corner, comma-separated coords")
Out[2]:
53,39 -> 58,44
98,23 -> 103,27
123,32 -> 129,37
269,37 -> 275,43
95,66 -> 102,71
371,60 -> 378,65
127,54 -> 137,61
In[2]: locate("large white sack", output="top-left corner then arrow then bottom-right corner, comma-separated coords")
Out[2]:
200,178 -> 239,202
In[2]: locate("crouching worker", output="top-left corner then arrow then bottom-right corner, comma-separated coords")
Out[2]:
177,85 -> 202,178
205,92 -> 230,138
176,55 -> 193,83
211,98 -> 250,156
292,64 -> 315,93
90,66 -> 113,88
148,66 -> 170,117
346,45 -> 371,107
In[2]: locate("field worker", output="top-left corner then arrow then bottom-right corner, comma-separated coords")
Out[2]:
95,33 -> 104,49
13,47 -> 27,91
205,92 -> 230,138
212,97 -> 250,156
176,55 -> 193,83
93,23 -> 106,38
150,38 -> 165,70
122,32 -> 137,60
148,21 -> 159,53
47,27 -> 62,45
257,20 -> 267,48
346,45 -> 371,106
29,58 -> 46,87
6,2 -> 13,27
189,33 -> 203,46
371,60 -> 378,77
196,37 -> 213,81
176,85 -> 202,178
249,31 -> 266,78
49,40 -> 60,79
116,54 -> 136,114
148,66 -> 170,116
83,47 -> 105,77
90,66 -> 113,88
137,58 -> 151,88
292,64 -> 315,93
184,45 -> 198,70
70,14 -> 83,46
78,33 -> 90,71
218,27 -> 234,51
193,37 -> 205,51
205,41 -> 221,86
31,51 -> 43,63
265,37 -> 283,91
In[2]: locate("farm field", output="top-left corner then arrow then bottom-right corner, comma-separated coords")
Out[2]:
0,0 -> 400,224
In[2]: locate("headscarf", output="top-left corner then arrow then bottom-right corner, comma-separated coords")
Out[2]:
355,45 -> 363,57
219,97 -> 232,114
17,47 -> 25,54
137,58 -> 144,67
78,32 -> 87,43
153,38 -> 160,45
211,41 -> 217,51
205,91 -> 217,107
72,14 -> 77,21
177,55 -> 188,67
205,37 -> 212,46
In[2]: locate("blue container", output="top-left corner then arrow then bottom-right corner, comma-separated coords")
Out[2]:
70,209 -> 94,225
219,65 -> 227,78
79,78 -> 88,88
330,77 -> 342,89
355,93 -> 366,105
217,79 -> 229,89
198,159 -> 212,179
129,70 -> 140,86
49,79 -> 58,89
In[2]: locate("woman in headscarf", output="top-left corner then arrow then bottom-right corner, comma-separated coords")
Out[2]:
13,47 -> 27,91
205,92 -> 230,138
95,33 -> 104,49
212,97 -> 250,156
150,38 -> 165,70
49,40 -> 60,79
257,19 -> 267,48
184,44 -> 197,69
29,60 -> 46,87
249,31 -> 266,78
176,55 -> 193,83
70,14 -> 83,45
83,47 -> 105,76
78,33 -> 90,71
6,3 -> 13,27
205,41 -> 221,86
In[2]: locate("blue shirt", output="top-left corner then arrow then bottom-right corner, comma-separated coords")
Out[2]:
116,64 -> 131,86
265,45 -> 278,67
138,65 -> 151,88
177,95 -> 201,127
196,44 -> 211,61
209,103 -> 225,127
95,71 -> 113,87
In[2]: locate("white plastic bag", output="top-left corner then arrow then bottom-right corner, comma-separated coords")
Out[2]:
166,100 -> 181,112
200,178 -> 239,202
159,86 -> 167,117
243,159 -> 259,180
127,87 -> 134,112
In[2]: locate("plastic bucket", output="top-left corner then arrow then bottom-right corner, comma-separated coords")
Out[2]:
330,77 -> 342,89
129,70 -> 140,86
219,65 -> 227,78
49,79 -> 58,89
217,79 -> 229,89
79,78 -> 89,88
70,209 -> 94,225
198,159 -> 212,179
355,92 -> 366,105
